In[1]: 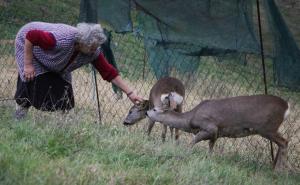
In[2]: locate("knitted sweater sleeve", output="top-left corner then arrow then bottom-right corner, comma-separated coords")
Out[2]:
92,52 -> 119,82
26,30 -> 56,50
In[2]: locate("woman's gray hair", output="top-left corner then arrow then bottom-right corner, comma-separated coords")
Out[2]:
75,23 -> 107,47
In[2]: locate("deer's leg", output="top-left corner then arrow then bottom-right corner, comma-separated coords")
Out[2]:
147,119 -> 155,136
190,130 -> 213,148
261,132 -> 289,171
193,122 -> 218,151
200,122 -> 218,141
175,128 -> 180,141
161,124 -> 168,142
209,139 -> 216,153
174,105 -> 182,142
169,127 -> 174,139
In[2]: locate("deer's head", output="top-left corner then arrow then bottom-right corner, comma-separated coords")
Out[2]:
146,92 -> 183,122
146,106 -> 166,122
161,92 -> 184,110
123,100 -> 150,126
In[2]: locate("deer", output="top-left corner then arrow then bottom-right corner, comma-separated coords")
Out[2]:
146,94 -> 291,171
123,77 -> 185,142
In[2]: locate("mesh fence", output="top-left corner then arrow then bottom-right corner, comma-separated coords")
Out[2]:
109,32 -> 300,172
0,0 -> 299,172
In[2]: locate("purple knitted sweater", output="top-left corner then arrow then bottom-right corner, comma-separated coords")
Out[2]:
15,22 -> 101,82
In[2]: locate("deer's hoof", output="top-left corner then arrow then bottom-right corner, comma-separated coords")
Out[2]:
274,159 -> 291,173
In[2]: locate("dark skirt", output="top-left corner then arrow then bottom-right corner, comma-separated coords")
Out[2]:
14,72 -> 75,111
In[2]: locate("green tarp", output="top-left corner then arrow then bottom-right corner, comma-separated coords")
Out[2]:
80,0 -> 300,89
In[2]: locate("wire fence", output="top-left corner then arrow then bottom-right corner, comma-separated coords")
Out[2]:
0,0 -> 299,172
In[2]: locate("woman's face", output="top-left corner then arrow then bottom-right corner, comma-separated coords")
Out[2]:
78,43 -> 98,54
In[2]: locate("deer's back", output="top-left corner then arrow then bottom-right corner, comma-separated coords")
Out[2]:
192,95 -> 288,132
149,77 -> 185,108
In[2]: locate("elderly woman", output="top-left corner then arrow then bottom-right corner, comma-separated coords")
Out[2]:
14,21 -> 143,119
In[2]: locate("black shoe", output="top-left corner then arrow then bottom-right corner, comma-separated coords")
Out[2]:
15,104 -> 28,120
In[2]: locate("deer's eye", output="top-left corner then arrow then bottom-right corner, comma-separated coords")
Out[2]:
153,108 -> 157,112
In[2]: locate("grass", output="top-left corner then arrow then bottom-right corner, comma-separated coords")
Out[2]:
1,105 -> 299,185
0,1 -> 300,184
0,0 -> 80,39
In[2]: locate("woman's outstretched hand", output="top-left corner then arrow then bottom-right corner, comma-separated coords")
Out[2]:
110,76 -> 144,104
127,91 -> 144,104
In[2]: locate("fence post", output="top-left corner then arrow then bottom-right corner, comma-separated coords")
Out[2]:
92,67 -> 102,124
256,0 -> 274,163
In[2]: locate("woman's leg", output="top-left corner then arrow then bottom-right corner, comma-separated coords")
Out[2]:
14,75 -> 31,120
14,72 -> 75,120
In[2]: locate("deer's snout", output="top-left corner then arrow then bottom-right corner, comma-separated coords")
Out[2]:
145,111 -> 148,116
123,121 -> 131,126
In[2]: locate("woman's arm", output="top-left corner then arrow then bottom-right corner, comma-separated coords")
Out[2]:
23,30 -> 56,81
24,39 -> 35,81
111,75 -> 143,104
92,53 -> 119,81
92,53 -> 143,104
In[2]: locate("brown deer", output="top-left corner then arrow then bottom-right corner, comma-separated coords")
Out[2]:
123,77 -> 185,142
146,94 -> 290,171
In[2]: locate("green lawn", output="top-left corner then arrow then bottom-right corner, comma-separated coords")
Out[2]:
0,1 -> 299,184
0,106 -> 299,185
0,0 -> 80,39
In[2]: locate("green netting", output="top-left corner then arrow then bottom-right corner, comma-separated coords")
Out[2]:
135,0 -> 259,53
79,0 -> 132,32
263,0 -> 300,90
143,39 -> 200,78
79,1 -> 123,94
79,0 -> 300,89
101,30 -> 123,95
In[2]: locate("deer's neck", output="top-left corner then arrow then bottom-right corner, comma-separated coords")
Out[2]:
160,111 -> 191,130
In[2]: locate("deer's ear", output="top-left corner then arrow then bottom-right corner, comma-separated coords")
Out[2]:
161,94 -> 170,108
139,100 -> 149,109
160,94 -> 169,103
